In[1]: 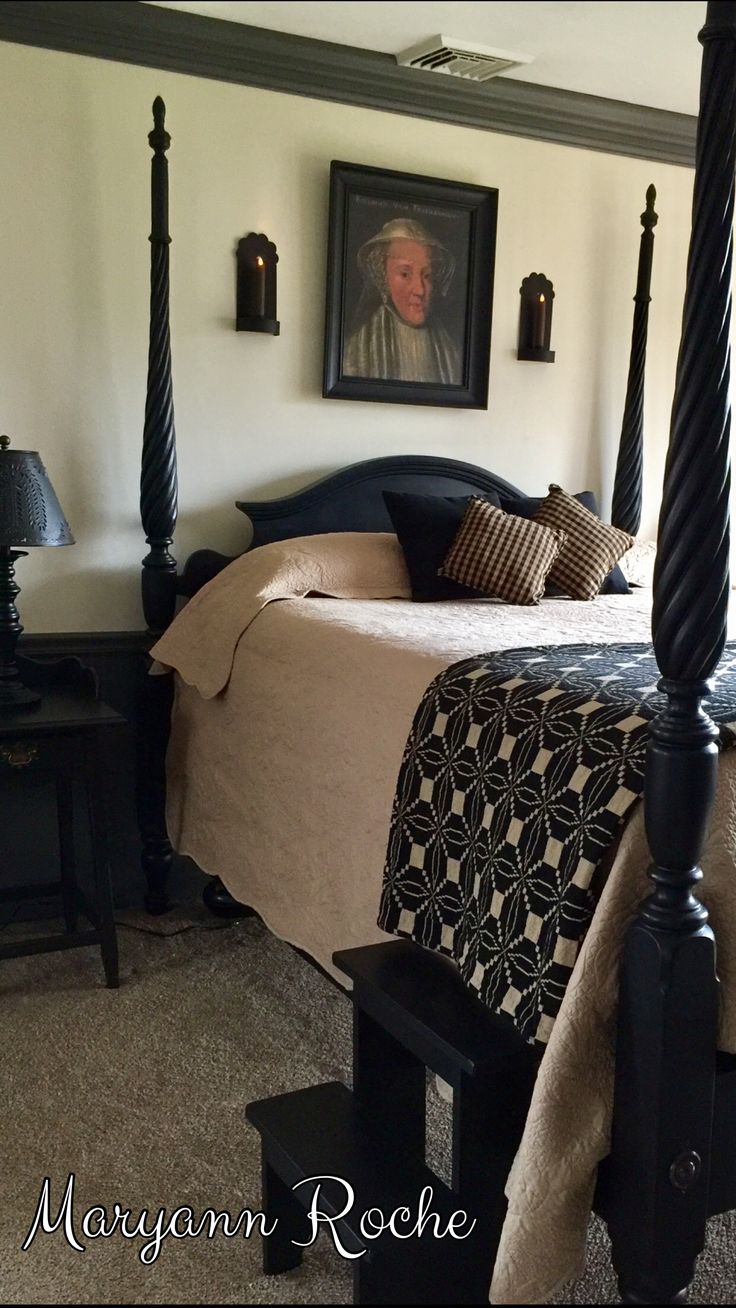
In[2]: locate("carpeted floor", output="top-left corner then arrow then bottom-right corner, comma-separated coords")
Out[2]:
0,908 -> 733,1305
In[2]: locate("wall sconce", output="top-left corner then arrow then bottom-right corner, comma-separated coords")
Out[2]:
518,273 -> 555,362
236,232 -> 279,335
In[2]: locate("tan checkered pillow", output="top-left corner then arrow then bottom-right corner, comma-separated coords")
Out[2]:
438,497 -> 566,605
533,485 -> 634,600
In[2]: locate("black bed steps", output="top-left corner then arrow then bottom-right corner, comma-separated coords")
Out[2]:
245,940 -> 540,1305
334,940 -> 536,1082
247,1081 -> 480,1305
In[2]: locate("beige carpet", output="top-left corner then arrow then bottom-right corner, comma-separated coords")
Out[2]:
0,909 -> 733,1305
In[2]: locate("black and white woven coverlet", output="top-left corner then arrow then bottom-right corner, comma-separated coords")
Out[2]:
378,641 -> 736,1047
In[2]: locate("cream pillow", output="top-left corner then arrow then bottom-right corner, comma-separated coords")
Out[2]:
620,537 -> 657,588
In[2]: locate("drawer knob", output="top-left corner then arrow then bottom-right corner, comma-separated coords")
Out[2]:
0,743 -> 39,769
669,1149 -> 701,1193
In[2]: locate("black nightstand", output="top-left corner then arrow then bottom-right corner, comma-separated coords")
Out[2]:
0,656 -> 124,988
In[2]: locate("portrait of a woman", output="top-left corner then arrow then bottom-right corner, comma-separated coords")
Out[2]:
324,163 -> 496,407
343,218 -> 463,385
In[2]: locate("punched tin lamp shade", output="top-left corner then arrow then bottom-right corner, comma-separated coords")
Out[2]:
0,436 -> 74,708
0,442 -> 74,547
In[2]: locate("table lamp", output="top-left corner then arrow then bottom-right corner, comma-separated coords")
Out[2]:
0,434 -> 74,708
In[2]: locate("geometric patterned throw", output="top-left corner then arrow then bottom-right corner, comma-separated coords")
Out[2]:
379,642 -> 736,1047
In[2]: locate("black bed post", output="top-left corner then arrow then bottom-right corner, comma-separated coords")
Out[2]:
137,96 -> 179,914
610,185 -> 658,535
604,4 -> 735,1302
141,95 -> 178,631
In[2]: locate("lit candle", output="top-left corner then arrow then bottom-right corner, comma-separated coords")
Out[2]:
532,293 -> 547,350
253,255 -> 266,319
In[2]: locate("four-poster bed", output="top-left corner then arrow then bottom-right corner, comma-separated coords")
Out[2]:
135,3 -> 736,1302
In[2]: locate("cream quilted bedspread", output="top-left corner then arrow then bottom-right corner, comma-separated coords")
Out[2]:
153,579 -> 736,1304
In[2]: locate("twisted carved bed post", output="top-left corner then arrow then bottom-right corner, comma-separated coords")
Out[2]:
604,3 -> 735,1301
141,95 -> 178,635
137,96 -> 179,914
611,185 -> 658,535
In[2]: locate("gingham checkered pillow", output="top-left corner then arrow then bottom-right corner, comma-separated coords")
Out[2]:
438,497 -> 566,605
533,485 -> 634,600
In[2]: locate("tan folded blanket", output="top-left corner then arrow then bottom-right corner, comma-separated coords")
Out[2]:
151,532 -> 411,697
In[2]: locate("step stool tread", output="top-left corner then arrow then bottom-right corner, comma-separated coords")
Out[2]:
334,941 -> 536,1078
246,1080 -> 460,1232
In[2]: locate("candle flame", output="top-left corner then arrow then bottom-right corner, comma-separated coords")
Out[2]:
538,293 -> 545,303
256,256 -> 264,267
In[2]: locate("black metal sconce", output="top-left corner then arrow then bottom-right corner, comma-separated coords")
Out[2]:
518,273 -> 555,361
236,232 -> 279,335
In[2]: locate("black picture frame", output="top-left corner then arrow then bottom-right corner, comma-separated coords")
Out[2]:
323,161 -> 497,409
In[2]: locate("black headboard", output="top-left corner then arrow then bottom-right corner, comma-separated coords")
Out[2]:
180,455 -> 524,596
239,455 -> 522,546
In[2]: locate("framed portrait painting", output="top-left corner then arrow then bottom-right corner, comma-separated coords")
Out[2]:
323,161 -> 497,409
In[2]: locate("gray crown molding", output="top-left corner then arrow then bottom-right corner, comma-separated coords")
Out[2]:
0,0 -> 696,166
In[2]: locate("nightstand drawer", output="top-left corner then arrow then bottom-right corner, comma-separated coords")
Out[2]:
0,735 -> 76,775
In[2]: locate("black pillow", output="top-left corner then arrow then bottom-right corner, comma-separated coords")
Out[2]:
383,489 -> 502,601
498,491 -> 631,595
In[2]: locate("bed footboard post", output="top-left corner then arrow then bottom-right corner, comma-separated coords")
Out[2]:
138,96 -> 179,913
604,5 -> 736,1302
610,185 -> 657,535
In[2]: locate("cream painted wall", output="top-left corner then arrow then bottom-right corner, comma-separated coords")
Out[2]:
0,40 -> 694,632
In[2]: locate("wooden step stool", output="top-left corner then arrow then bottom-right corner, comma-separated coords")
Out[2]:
246,940 -> 540,1305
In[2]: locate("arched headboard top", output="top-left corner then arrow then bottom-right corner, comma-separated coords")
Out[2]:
236,454 -> 525,550
180,454 -> 524,597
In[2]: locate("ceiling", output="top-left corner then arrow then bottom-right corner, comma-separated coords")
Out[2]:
147,1 -> 705,116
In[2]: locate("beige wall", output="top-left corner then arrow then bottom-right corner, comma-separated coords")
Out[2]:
0,40 -> 694,632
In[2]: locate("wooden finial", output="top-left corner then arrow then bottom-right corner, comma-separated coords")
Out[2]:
0,435 -> 10,451
149,96 -> 170,154
642,184 -> 658,230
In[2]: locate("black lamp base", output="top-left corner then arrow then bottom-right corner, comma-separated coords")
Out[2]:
0,679 -> 42,709
0,546 -> 42,710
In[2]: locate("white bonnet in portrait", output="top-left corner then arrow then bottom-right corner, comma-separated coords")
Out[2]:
357,218 -> 456,298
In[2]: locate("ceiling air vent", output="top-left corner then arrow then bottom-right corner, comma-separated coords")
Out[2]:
396,37 -> 533,83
